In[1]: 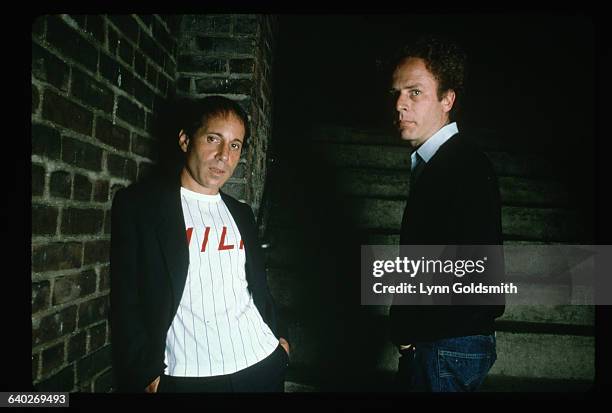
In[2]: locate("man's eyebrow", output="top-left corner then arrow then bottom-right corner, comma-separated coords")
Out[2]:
205,131 -> 243,143
401,83 -> 424,90
205,131 -> 224,137
391,82 -> 424,91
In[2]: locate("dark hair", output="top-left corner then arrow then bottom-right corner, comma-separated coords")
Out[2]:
393,35 -> 467,120
179,95 -> 251,147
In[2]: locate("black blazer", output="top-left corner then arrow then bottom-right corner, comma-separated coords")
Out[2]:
109,175 -> 285,392
389,132 -> 505,344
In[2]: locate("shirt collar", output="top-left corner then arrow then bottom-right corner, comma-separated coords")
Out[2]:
411,122 -> 459,169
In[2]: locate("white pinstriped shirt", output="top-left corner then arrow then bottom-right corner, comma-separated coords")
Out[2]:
163,187 -> 278,377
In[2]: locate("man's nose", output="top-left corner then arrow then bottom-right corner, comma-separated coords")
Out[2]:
396,93 -> 408,113
216,143 -> 229,161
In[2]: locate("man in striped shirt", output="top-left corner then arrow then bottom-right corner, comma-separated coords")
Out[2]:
110,96 -> 289,392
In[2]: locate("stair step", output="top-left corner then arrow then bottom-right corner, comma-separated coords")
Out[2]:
485,151 -> 558,179
330,169 -> 568,206
491,332 -> 594,380
346,198 -> 404,230
311,141 -> 556,179
309,125 -> 515,154
502,206 -> 584,241
498,306 -> 594,326
341,199 -> 583,241
284,381 -> 318,392
479,375 -> 593,392
312,142 -> 411,170
282,317 -> 594,381
332,168 -> 410,199
267,203 -> 582,240
310,124 -> 406,146
362,305 -> 593,327
499,176 -> 569,206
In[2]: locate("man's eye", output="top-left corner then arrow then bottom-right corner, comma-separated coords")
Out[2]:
206,135 -> 218,143
231,143 -> 242,150
410,90 -> 421,96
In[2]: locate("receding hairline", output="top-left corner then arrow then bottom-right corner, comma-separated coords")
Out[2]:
199,109 -> 247,129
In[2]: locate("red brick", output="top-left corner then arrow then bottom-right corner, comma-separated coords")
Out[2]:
41,342 -> 65,376
77,295 -> 109,328
32,163 -> 46,197
83,240 -> 110,265
98,265 -> 110,292
60,207 -> 104,235
49,170 -> 72,199
93,180 -> 110,203
32,352 -> 40,382
32,281 -> 51,314
53,270 -> 97,306
89,322 -> 107,351
43,91 -> 93,136
32,122 -> 61,160
67,331 -> 87,363
35,365 -> 74,392
32,242 -> 83,272
73,174 -> 93,202
32,204 -> 58,235
32,306 -> 77,346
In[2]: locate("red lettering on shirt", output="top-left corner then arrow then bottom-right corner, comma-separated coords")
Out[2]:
186,227 -> 243,251
218,226 -> 234,250
186,227 -> 193,246
201,226 -> 210,252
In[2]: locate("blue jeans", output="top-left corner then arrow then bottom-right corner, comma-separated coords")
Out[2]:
396,334 -> 497,392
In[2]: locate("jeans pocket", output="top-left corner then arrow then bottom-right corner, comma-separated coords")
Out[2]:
438,350 -> 495,391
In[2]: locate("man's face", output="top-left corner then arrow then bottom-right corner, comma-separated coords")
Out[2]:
392,57 -> 454,148
179,112 -> 245,195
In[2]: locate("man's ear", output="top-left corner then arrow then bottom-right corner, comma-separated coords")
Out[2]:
178,129 -> 189,153
441,89 -> 456,113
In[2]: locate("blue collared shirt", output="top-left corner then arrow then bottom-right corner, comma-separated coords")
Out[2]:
411,122 -> 459,171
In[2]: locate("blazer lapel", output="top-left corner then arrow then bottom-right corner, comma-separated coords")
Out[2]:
220,192 -> 256,291
156,181 -> 190,311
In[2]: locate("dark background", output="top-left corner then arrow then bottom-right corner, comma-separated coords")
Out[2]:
272,13 -> 595,228
274,14 -> 594,141
265,16 -> 599,390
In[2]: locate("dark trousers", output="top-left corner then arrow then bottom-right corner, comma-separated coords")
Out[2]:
395,334 -> 497,392
158,344 -> 289,393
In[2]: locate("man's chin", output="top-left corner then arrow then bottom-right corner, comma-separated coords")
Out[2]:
399,132 -> 419,146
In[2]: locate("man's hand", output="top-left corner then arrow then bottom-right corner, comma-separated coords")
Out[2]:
279,337 -> 290,356
144,376 -> 160,393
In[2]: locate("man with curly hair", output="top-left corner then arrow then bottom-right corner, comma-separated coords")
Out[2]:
388,35 -> 505,392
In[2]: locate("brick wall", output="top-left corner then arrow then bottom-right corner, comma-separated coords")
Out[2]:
32,13 -> 277,392
176,15 -> 277,227
31,14 -> 179,392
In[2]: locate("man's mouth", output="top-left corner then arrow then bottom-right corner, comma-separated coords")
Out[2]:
209,167 -> 225,175
399,120 -> 416,127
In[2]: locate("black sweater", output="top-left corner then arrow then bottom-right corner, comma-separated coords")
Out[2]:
389,132 -> 505,344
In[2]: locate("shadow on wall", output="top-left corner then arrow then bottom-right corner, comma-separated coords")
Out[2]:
145,96 -> 187,183
264,128 -> 394,391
